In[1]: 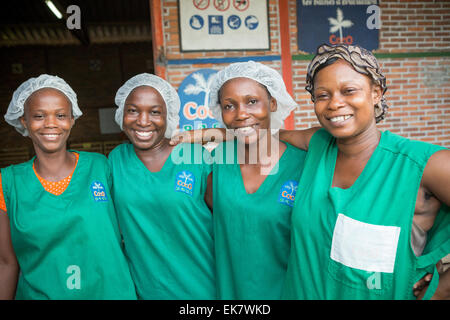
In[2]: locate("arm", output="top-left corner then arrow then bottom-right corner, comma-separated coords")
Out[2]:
278,127 -> 320,151
431,268 -> 450,300
170,128 -> 230,146
422,150 -> 450,207
0,211 -> 19,300
416,149 -> 450,299
414,262 -> 450,300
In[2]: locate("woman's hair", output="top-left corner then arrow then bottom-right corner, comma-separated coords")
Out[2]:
306,44 -> 389,123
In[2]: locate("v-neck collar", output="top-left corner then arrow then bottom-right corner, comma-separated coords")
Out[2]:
236,141 -> 291,195
328,131 -> 384,196
29,150 -> 82,198
130,143 -> 174,175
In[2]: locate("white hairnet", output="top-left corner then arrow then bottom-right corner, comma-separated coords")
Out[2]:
114,73 -> 180,138
4,74 -> 82,136
207,61 -> 297,130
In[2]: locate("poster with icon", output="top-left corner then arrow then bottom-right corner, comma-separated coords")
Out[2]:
297,0 -> 380,53
177,68 -> 220,132
179,0 -> 269,51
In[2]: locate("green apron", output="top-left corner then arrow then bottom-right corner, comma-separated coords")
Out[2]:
1,151 -> 137,300
282,129 -> 450,300
212,140 -> 307,299
108,143 -> 215,299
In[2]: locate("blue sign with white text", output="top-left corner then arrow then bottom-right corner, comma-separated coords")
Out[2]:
297,1 -> 379,53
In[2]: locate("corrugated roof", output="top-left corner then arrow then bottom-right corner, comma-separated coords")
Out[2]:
0,0 -> 151,47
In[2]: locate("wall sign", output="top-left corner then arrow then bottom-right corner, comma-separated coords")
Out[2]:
179,0 -> 270,51
297,0 -> 379,53
178,69 -> 220,131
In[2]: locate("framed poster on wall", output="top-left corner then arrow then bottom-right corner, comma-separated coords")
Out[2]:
178,0 -> 270,51
297,0 -> 380,53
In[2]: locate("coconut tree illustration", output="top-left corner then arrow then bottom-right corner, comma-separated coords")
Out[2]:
92,182 -> 102,190
328,8 -> 353,43
183,72 -> 215,108
179,171 -> 193,184
285,181 -> 298,197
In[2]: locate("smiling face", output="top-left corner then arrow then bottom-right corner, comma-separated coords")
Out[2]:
122,85 -> 168,151
20,88 -> 74,155
312,59 -> 382,140
219,77 -> 277,145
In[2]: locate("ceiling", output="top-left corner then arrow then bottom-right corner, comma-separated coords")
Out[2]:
0,0 -> 152,47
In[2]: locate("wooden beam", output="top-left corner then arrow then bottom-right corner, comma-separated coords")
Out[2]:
149,0 -> 166,78
279,0 -> 295,130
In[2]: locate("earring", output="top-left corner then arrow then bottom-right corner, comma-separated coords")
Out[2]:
374,102 -> 383,118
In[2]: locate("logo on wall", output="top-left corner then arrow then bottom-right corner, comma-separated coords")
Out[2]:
178,69 -> 220,132
278,180 -> 298,207
297,0 -> 379,53
90,181 -> 108,202
175,171 -> 195,196
328,8 -> 354,45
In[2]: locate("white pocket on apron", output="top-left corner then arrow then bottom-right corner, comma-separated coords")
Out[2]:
330,213 -> 401,273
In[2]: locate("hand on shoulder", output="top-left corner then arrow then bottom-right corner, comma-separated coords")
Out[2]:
279,127 -> 320,151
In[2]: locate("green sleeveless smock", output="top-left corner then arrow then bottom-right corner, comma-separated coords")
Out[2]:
282,129 -> 450,300
1,151 -> 137,299
108,143 -> 215,299
212,140 -> 307,299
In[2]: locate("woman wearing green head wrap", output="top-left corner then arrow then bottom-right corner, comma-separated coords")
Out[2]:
109,73 -> 215,299
280,44 -> 450,300
0,74 -> 137,300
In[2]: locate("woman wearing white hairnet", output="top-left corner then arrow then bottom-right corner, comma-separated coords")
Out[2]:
173,61 -> 308,299
0,75 -> 136,300
109,73 -> 215,299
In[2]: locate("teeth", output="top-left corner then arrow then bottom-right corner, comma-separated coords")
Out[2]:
135,131 -> 153,138
235,126 -> 255,135
330,115 -> 352,123
42,134 -> 59,138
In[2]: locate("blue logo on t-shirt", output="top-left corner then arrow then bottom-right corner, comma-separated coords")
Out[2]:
278,180 -> 298,207
90,181 -> 108,202
175,171 -> 195,196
